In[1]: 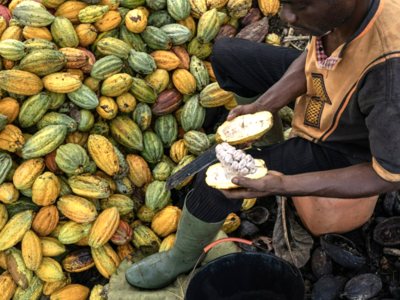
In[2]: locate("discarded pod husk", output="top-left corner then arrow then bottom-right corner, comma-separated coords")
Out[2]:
320,234 -> 365,269
373,216 -> 400,246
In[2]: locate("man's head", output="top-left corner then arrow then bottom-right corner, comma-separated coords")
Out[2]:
280,0 -> 358,36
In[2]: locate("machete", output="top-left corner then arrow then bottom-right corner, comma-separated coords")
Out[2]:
165,144 -> 218,191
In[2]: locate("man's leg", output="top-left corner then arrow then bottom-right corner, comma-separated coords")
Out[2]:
126,138 -> 361,289
211,37 -> 302,99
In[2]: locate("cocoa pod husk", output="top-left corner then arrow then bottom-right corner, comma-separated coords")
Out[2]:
239,8 -> 262,27
235,17 -> 269,43
214,25 -> 237,43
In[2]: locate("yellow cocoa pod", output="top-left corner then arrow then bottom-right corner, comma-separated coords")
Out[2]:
172,69 -> 196,95
0,271 -> 17,300
58,221 -> 92,244
117,243 -> 134,260
42,0 -> 66,8
65,69 -> 84,81
207,0 -> 229,9
177,16 -> 196,41
126,154 -> 151,187
75,235 -> 90,246
40,237 -> 66,257
170,139 -> 189,163
22,230 -> 43,271
32,172 -> 60,206
199,82 -> 234,107
13,157 -> 45,190
88,134 -> 120,176
32,205 -> 59,237
75,24 -> 98,47
94,11 -> 121,32
151,51 -> 181,71
0,251 -> 7,269
241,198 -> 257,211
34,257 -> 64,283
258,0 -> 280,16
9,0 -> 26,14
43,272 -> 71,296
55,1 -> 90,24
0,17 -> 5,38
159,233 -> 176,252
0,204 -> 7,231
0,210 -> 33,251
90,284 -> 106,300
190,0 -> 207,18
84,76 -> 101,92
89,207 -> 120,249
224,96 -> 238,111
42,72 -> 82,93
203,61 -> 216,82
96,96 -> 119,120
22,26 -> 52,41
0,124 -> 25,153
0,182 -> 19,204
0,97 -> 19,124
136,6 -> 149,17
151,206 -> 181,237
116,93 -> 136,113
144,69 -> 170,94
125,9 -> 147,33
50,283 -> 90,300
98,0 -> 120,10
101,73 -> 133,97
1,26 -> 23,41
61,249 -> 95,273
57,195 -> 98,223
265,32 -> 281,45
91,243 -> 120,279
221,212 -> 241,234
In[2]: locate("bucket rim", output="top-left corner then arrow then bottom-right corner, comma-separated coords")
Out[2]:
185,251 -> 306,300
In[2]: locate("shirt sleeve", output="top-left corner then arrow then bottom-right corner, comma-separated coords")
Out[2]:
362,98 -> 400,182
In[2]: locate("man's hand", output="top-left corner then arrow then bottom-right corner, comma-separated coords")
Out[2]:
219,171 -> 285,199
227,103 -> 260,121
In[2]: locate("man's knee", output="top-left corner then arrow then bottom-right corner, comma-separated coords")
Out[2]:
211,37 -> 237,69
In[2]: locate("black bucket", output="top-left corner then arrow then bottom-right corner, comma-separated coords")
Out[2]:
185,252 -> 305,300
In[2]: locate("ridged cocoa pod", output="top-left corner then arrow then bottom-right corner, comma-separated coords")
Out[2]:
152,89 -> 183,115
171,46 -> 190,70
239,8 -> 261,26
61,249 -> 95,273
214,24 -> 237,43
235,17 -> 269,42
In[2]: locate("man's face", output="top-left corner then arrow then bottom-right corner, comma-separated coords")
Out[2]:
280,0 -> 357,36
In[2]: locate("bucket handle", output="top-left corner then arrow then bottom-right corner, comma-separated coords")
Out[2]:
185,237 -> 300,297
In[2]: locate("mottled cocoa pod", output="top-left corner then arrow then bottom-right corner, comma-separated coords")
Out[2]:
214,24 -> 237,43
235,17 -> 269,42
311,247 -> 333,279
239,8 -> 262,26
312,275 -> 348,300
344,274 -> 382,300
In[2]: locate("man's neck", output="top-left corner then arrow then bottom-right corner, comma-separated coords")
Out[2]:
323,0 -> 374,56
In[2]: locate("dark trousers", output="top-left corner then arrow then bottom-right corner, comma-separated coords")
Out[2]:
186,38 -> 362,223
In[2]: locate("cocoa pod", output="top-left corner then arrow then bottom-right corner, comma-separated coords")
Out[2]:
214,24 -> 237,43
235,17 -> 269,42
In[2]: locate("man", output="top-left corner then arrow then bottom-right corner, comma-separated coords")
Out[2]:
126,0 -> 400,289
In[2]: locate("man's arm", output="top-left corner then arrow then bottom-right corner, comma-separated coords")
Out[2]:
220,163 -> 400,199
227,50 -> 308,120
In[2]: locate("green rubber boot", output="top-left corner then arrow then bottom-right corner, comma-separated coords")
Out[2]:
234,93 -> 284,146
125,204 -> 225,289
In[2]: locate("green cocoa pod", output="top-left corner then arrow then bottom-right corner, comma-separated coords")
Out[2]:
147,10 -> 174,28
160,24 -> 191,45
51,17 -> 79,48
190,55 -> 209,91
37,112 -> 78,134
141,26 -> 172,50
181,94 -> 205,132
154,114 -> 177,148
132,102 -> 152,131
127,49 -> 157,75
0,39 -> 27,61
145,180 -> 171,210
13,1 -> 55,27
18,92 -> 52,128
55,144 -> 90,175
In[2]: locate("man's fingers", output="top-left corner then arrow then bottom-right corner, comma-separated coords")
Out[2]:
227,106 -> 242,121
231,176 -> 259,189
219,188 -> 264,199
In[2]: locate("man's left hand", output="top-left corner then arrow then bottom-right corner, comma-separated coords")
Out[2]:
219,171 -> 285,199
